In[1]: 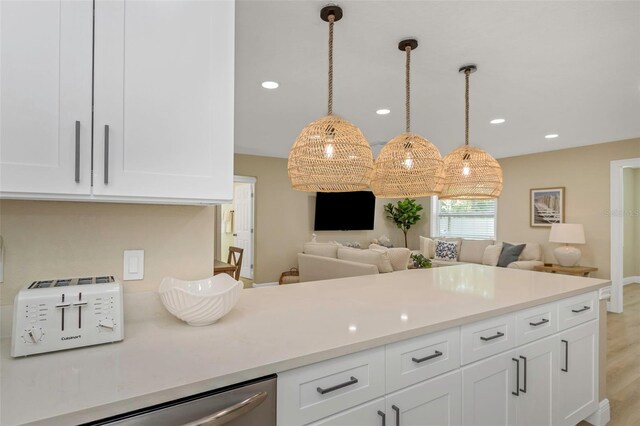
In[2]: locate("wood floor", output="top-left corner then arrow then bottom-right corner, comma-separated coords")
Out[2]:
605,283 -> 640,425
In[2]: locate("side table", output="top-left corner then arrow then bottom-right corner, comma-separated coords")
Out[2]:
533,264 -> 598,277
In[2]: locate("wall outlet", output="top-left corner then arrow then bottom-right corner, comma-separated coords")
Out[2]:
123,249 -> 144,281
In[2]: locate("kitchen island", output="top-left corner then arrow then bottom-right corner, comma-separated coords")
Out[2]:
0,265 -> 610,425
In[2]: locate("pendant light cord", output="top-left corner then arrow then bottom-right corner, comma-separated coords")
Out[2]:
405,46 -> 411,133
465,68 -> 470,146
328,14 -> 335,115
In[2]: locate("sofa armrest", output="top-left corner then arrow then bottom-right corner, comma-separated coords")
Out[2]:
298,254 -> 379,283
507,260 -> 544,270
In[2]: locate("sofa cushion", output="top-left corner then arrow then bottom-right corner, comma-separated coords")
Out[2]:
338,247 -> 394,273
459,239 -> 494,264
434,240 -> 459,261
419,236 -> 436,259
520,243 -> 542,261
497,242 -> 527,267
298,254 -> 379,282
370,244 -> 411,271
303,242 -> 339,258
482,243 -> 503,266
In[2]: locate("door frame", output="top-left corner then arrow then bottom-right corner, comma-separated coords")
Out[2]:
234,175 -> 256,280
609,158 -> 640,313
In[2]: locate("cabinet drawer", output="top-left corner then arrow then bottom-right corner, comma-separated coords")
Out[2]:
385,327 -> 460,393
515,302 -> 559,346
461,313 -> 515,364
277,347 -> 385,425
558,292 -> 598,330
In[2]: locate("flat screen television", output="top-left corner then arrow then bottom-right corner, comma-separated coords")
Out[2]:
314,191 -> 376,231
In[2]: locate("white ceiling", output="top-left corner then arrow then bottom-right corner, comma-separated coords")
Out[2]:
235,1 -> 640,160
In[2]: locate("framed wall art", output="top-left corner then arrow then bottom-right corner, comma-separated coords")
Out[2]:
530,187 -> 565,227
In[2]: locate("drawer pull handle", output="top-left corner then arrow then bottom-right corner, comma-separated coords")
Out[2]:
571,305 -> 590,313
562,339 -> 569,372
316,376 -> 358,395
377,410 -> 386,426
412,350 -> 443,363
529,318 -> 549,327
480,331 -> 504,341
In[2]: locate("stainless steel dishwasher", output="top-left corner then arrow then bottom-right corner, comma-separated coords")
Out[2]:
85,375 -> 276,426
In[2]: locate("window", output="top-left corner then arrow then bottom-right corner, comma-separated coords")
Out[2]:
431,197 -> 497,240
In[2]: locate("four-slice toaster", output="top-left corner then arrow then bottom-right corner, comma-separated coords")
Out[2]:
12,276 -> 124,357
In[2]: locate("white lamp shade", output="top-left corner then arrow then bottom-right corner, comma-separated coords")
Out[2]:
549,223 -> 586,244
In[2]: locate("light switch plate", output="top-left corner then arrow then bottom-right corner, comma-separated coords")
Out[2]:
123,249 -> 144,281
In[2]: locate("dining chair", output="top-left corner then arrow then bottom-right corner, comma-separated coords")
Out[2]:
227,246 -> 244,281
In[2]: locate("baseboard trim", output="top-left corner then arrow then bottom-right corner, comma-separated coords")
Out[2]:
585,398 -> 610,426
623,276 -> 640,286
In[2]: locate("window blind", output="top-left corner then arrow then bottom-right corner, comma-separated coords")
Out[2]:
436,199 -> 497,240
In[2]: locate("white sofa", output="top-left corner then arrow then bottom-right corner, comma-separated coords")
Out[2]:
298,242 -> 411,283
419,237 -> 544,270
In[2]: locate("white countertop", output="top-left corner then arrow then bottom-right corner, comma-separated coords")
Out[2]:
1,265 -> 609,425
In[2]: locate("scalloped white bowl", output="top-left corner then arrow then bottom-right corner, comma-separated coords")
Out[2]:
159,275 -> 243,326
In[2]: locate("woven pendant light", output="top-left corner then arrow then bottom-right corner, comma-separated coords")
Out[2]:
287,6 -> 373,192
440,65 -> 503,200
371,39 -> 444,198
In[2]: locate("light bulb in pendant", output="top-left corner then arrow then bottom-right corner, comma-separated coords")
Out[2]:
462,165 -> 471,176
403,153 -> 414,170
324,144 -> 334,159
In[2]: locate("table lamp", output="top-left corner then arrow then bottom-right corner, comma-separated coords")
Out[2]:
549,223 -> 586,267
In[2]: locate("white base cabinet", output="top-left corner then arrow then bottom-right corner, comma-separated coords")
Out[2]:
462,350 -> 517,426
277,291 -> 602,426
555,321 -> 599,426
387,371 -> 461,426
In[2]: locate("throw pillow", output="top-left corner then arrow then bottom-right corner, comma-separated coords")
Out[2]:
303,242 -> 339,258
434,240 -> 459,261
370,244 -> 411,271
482,243 -> 503,267
337,247 -> 394,273
497,242 -> 526,267
419,236 -> 436,259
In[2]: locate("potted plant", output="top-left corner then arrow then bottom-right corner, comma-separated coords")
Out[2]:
410,253 -> 432,269
384,198 -> 423,248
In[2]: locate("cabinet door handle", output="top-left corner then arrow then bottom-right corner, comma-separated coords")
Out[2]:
519,355 -> 527,393
377,410 -> 386,426
412,350 -> 443,363
561,339 -> 569,372
571,305 -> 590,313
391,405 -> 400,426
316,376 -> 358,395
104,125 -> 110,185
480,331 -> 504,341
512,357 -> 520,396
529,318 -> 549,327
75,121 -> 81,182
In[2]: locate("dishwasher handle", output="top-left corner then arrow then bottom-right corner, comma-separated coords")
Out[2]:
181,391 -> 268,426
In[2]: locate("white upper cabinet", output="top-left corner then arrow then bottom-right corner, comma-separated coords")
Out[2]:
1,0 -> 234,204
0,0 -> 93,196
92,0 -> 234,203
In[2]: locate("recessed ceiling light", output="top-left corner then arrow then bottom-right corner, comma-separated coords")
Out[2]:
545,134 -> 559,139
490,118 -> 505,124
376,109 -> 391,115
261,81 -> 279,89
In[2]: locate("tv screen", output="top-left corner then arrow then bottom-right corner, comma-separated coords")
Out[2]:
314,191 -> 376,231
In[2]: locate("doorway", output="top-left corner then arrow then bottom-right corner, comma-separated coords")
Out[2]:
217,176 -> 255,280
609,158 -> 640,313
